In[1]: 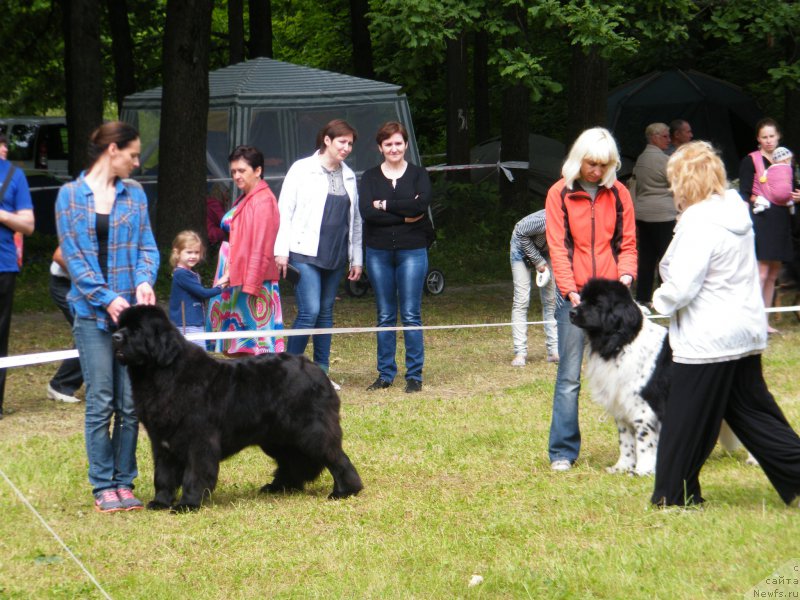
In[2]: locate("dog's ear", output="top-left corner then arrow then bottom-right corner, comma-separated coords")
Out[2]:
133,309 -> 182,367
145,316 -> 183,367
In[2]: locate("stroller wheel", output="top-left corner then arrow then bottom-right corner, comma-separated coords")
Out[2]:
344,276 -> 371,298
424,268 -> 445,295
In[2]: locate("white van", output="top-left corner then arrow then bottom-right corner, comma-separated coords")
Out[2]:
0,117 -> 70,180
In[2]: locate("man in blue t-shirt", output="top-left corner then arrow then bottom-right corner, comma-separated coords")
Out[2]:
0,138 -> 35,419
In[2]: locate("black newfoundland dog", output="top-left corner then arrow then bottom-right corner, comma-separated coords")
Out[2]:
112,305 -> 363,512
570,278 -> 750,475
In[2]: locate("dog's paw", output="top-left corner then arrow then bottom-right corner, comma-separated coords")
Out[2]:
746,453 -> 760,466
146,500 -> 172,511
632,467 -> 655,477
260,482 -> 302,495
327,488 -> 361,500
606,464 -> 634,475
171,502 -> 201,513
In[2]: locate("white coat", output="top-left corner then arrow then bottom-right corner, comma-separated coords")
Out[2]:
274,153 -> 363,267
653,189 -> 767,363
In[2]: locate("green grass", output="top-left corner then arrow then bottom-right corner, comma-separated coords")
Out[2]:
1,285 -> 799,599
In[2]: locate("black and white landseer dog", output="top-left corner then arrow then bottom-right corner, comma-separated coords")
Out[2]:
570,278 -> 747,476
112,305 -> 363,512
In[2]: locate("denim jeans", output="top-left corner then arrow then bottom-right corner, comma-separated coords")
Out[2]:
366,247 -> 427,382
286,261 -> 344,372
510,249 -> 558,357
73,318 -> 138,494
548,291 -> 585,463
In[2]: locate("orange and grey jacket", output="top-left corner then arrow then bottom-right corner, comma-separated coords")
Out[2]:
545,178 -> 638,299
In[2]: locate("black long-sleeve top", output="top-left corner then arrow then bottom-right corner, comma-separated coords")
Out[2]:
358,162 -> 434,250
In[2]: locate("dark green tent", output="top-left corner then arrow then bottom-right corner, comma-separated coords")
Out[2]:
607,69 -> 763,176
121,57 -> 419,194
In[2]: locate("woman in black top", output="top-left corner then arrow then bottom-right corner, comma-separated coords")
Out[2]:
359,121 -> 433,393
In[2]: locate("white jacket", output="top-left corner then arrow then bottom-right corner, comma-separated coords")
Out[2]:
653,188 -> 767,363
274,153 -> 363,266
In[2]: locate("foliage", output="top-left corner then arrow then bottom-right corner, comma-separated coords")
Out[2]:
0,1 -> 65,114
272,0 -> 353,74
702,0 -> 800,95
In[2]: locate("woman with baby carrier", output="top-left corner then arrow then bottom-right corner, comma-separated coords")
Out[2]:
738,118 -> 800,333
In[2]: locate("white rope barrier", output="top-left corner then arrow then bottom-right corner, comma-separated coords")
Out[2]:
0,466 -> 114,599
1,305 -> 797,370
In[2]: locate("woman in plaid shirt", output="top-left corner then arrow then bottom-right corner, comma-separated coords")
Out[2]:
56,122 -> 159,513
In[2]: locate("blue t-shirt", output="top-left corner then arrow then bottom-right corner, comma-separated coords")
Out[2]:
0,160 -> 33,273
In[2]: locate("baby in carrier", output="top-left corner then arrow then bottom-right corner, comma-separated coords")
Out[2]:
752,146 -> 795,214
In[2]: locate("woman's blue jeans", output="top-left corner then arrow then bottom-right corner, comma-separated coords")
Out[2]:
366,247 -> 428,382
548,292 -> 585,464
73,317 -> 139,494
286,261 -> 344,372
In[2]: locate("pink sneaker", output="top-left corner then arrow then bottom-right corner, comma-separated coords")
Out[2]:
116,487 -> 144,511
94,489 -> 124,513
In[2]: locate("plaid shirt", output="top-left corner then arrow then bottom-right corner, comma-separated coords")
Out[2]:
56,173 -> 159,331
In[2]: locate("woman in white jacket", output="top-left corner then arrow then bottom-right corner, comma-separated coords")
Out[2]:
275,120 -> 363,388
651,141 -> 800,508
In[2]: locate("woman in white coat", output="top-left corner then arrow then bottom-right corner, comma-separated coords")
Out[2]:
274,119 -> 363,388
651,141 -> 800,508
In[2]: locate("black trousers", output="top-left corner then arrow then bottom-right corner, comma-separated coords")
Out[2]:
0,272 -> 16,411
652,354 -> 800,506
635,219 -> 675,304
48,274 -> 83,394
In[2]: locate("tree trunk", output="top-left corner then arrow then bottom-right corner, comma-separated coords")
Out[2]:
349,0 -> 375,79
249,0 -> 272,58
445,31 -> 470,183
566,44 -> 608,147
63,0 -> 105,177
106,0 -> 137,116
228,0 -> 245,64
500,83 -> 530,212
156,0 -> 213,248
472,29 -> 490,144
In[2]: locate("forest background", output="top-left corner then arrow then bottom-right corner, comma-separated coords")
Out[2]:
2,0 -> 799,268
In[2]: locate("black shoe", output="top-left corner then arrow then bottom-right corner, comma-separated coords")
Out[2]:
405,379 -> 422,393
366,377 -> 392,391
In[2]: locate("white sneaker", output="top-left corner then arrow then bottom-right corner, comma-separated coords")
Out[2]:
511,354 -> 526,367
328,378 -> 341,392
550,459 -> 572,472
47,384 -> 81,404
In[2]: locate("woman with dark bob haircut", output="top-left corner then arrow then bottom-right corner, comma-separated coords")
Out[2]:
56,121 -> 159,513
358,121 -> 433,393
209,144 -> 284,355
275,119 -> 362,390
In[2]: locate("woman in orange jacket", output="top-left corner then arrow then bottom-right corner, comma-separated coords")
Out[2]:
544,127 -> 638,471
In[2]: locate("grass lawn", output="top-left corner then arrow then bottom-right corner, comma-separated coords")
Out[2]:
1,282 -> 799,599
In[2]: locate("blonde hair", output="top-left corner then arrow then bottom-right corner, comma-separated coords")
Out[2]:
170,230 -> 205,268
666,141 -> 727,211
561,127 -> 621,189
